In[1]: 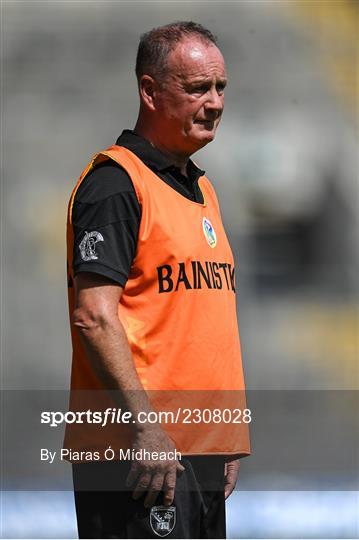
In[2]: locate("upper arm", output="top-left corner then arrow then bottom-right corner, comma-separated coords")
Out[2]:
72,161 -> 141,288
73,272 -> 123,324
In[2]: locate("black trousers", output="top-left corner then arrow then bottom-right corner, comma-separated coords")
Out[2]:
73,456 -> 226,539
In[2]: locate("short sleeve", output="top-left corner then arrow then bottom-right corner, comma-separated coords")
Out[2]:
71,161 -> 141,287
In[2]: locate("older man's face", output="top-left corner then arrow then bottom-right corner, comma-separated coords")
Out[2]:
154,38 -> 227,155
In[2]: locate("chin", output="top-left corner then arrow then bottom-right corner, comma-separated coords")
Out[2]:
198,131 -> 216,145
194,129 -> 216,144
185,128 -> 217,153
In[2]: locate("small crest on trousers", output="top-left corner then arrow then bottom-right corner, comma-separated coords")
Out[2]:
79,231 -> 104,261
150,506 -> 176,537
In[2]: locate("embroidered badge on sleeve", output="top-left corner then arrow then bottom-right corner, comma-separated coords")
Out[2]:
79,231 -> 104,261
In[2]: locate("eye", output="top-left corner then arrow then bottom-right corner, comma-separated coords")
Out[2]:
187,81 -> 227,96
216,82 -> 227,95
189,85 -> 210,95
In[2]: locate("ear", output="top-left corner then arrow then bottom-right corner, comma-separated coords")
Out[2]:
139,75 -> 159,111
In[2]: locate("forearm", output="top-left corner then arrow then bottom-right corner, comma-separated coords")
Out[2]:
73,310 -> 152,422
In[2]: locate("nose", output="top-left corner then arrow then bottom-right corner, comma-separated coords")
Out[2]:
204,88 -> 223,115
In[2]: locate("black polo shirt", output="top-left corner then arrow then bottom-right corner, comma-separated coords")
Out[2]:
72,130 -> 205,287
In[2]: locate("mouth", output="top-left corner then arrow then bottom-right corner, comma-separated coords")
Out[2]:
195,119 -> 216,129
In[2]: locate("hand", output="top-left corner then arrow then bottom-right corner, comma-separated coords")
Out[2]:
126,426 -> 185,508
224,458 -> 240,499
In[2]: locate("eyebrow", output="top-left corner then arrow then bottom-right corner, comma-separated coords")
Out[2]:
186,77 -> 227,87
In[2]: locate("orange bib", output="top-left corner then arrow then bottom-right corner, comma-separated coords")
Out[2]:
65,146 -> 250,456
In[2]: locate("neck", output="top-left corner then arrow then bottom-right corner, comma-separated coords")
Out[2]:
134,115 -> 190,175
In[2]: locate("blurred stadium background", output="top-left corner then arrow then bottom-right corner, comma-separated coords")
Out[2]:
2,0 -> 358,538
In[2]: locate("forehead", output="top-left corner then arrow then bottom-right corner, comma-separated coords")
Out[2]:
166,39 -> 226,81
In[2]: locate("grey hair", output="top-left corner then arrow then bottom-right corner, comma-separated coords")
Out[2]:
135,21 -> 218,84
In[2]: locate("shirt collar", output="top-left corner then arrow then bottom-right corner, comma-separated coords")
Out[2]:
115,130 -> 205,182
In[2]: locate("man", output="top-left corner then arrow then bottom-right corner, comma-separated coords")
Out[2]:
65,21 -> 250,539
